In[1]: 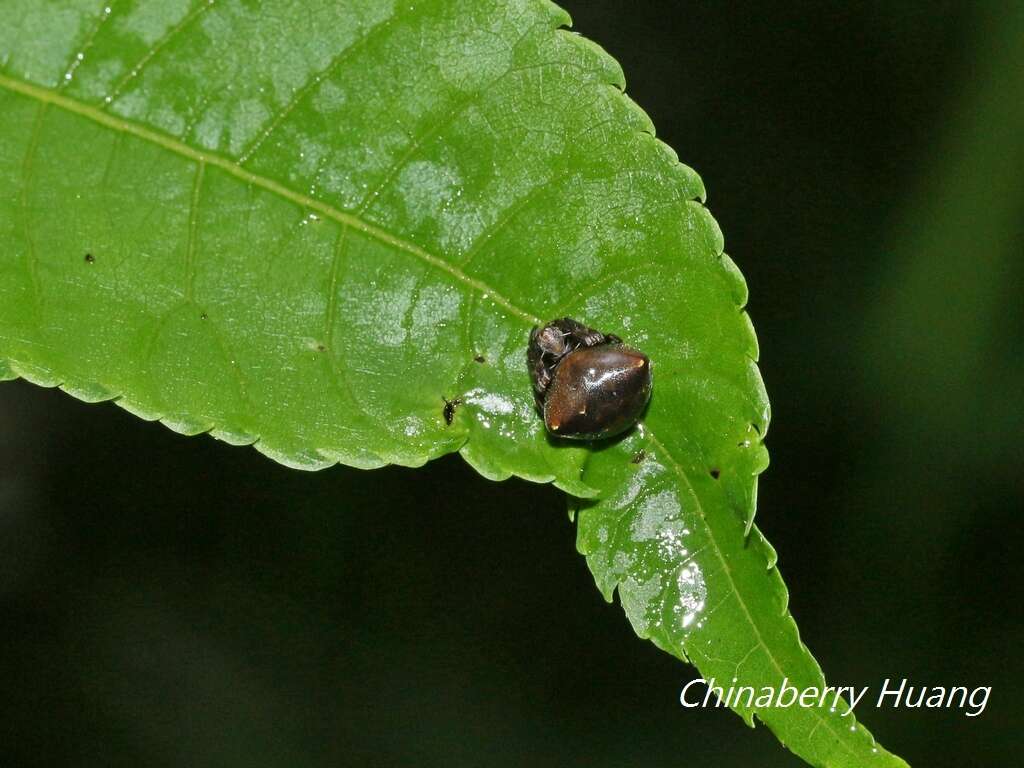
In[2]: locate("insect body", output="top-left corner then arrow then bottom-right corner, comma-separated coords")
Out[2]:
527,317 -> 652,440
442,396 -> 462,426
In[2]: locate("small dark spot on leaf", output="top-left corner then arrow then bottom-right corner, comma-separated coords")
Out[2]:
84,253 -> 95,263
631,450 -> 646,464
317,344 -> 326,353
442,396 -> 462,426
474,354 -> 486,363
709,468 -> 721,480
200,312 -> 208,320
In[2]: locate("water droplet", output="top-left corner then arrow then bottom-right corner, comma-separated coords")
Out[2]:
677,562 -> 707,629
463,388 -> 515,416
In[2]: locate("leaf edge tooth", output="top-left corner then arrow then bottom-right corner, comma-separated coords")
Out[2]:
0,354 -> 601,494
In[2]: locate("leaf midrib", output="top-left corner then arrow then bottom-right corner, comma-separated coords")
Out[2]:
1,69 -> 861,763
0,72 -> 539,326
644,432 -> 857,761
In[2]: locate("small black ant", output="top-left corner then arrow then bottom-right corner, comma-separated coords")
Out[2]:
442,396 -> 462,426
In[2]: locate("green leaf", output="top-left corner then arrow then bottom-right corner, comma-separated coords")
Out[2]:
0,2 -> 907,765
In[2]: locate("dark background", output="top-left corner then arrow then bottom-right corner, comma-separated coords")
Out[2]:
2,2 -> 1021,766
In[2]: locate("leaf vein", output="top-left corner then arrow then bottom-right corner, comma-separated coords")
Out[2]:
103,0 -> 217,107
0,73 -> 543,327
185,159 -> 205,301
237,10 -> 403,166
459,174 -> 573,270
58,2 -> 116,91
326,226 -> 400,452
19,102 -> 48,304
355,22 -> 569,216
550,262 -> 661,318
644,431 -> 857,757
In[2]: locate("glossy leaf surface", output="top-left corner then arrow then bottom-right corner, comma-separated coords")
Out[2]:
0,1 -> 907,765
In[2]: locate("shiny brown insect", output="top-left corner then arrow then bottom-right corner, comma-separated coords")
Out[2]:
527,317 -> 652,440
